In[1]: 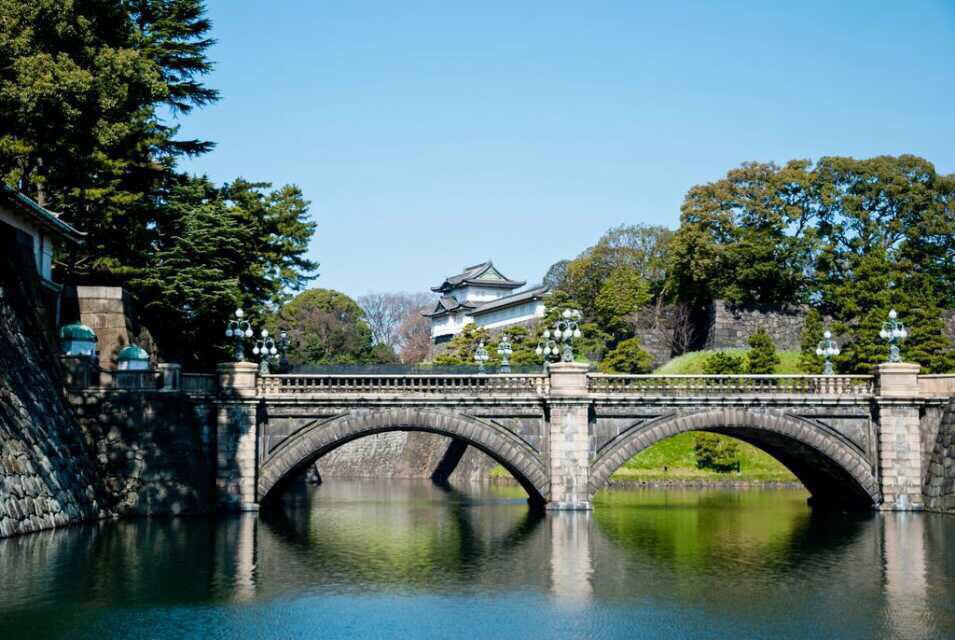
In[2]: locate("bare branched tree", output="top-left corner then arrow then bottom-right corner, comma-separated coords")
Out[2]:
397,310 -> 433,363
358,292 -> 435,354
629,299 -> 695,358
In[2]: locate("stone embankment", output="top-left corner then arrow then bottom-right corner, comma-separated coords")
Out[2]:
0,247 -> 107,537
318,432 -> 495,483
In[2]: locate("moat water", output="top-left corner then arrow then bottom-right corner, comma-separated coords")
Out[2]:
1,480 -> 954,639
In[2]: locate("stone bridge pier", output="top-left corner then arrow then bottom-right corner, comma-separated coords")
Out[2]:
207,359 -> 955,514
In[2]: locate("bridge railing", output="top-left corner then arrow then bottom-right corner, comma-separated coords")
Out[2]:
919,375 -> 955,399
257,373 -> 550,396
587,374 -> 875,396
181,373 -> 217,396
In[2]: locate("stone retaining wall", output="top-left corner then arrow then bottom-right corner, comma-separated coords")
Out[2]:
318,431 -> 496,483
924,400 -> 955,512
703,300 -> 807,351
70,390 -> 216,516
0,243 -> 107,538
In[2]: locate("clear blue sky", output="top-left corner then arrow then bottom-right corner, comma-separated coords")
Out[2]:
178,1 -> 955,299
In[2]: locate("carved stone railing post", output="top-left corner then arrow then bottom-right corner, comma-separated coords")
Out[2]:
157,363 -> 181,391
546,362 -> 592,510
216,362 -> 260,512
877,362 -> 923,511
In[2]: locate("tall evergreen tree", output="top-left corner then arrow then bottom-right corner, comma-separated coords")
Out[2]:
798,309 -> 825,374
746,328 -> 780,374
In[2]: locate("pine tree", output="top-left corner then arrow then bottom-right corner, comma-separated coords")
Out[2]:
702,351 -> 745,374
746,327 -> 780,374
598,337 -> 654,373
799,309 -> 825,374
434,324 -> 493,367
898,278 -> 955,373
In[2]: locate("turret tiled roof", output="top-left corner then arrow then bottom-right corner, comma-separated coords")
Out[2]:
421,295 -> 478,318
431,261 -> 525,293
470,284 -> 550,316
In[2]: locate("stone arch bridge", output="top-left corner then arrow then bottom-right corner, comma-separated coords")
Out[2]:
206,361 -> 955,512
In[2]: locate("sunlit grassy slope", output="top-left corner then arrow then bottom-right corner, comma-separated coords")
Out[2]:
654,349 -> 803,374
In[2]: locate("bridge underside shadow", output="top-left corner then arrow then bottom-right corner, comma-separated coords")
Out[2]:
258,409 -> 549,509
590,409 -> 880,510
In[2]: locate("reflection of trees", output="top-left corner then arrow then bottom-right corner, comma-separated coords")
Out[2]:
258,480 -> 543,590
593,489 -> 870,577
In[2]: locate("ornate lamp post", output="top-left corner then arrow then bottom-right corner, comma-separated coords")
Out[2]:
536,334 -> 559,363
536,309 -> 584,363
225,308 -> 253,361
276,329 -> 290,373
879,309 -> 907,363
253,329 -> 279,375
497,335 -> 513,373
815,330 -> 840,375
474,340 -> 489,373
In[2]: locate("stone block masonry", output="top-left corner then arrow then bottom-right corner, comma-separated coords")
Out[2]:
70,390 -> 216,516
0,241 -> 107,538
61,286 -> 142,370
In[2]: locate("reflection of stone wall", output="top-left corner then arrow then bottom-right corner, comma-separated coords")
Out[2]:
318,432 -> 496,483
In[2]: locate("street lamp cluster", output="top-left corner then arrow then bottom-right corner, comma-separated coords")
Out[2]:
811,308 -> 906,375
225,308 -> 289,373
815,330 -> 840,375
537,309 -> 582,363
879,309 -> 908,364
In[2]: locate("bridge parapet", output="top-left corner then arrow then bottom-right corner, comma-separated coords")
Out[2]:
256,373 -> 550,396
587,373 -> 875,397
917,375 -> 955,399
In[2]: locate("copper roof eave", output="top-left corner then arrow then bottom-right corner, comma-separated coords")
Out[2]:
1,185 -> 86,244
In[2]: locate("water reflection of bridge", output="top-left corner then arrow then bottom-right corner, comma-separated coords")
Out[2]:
0,484 -> 946,638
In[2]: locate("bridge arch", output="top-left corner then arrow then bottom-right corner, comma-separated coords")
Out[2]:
257,407 -> 549,506
590,408 -> 880,508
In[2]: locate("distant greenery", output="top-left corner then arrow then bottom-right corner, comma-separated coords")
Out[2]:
491,430 -> 797,484
702,351 -> 745,375
272,288 -> 396,367
694,433 -> 740,473
665,156 -> 955,373
617,432 -> 796,483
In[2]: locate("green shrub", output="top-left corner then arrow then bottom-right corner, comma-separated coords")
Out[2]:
746,327 -> 780,374
702,351 -> 745,374
598,337 -> 654,373
693,432 -> 741,473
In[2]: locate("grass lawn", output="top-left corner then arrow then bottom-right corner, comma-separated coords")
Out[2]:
654,349 -> 804,374
490,431 -> 797,483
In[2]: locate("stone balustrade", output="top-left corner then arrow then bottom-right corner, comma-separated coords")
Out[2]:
587,373 -> 875,396
181,373 -> 217,396
257,373 -> 550,396
918,375 -> 955,399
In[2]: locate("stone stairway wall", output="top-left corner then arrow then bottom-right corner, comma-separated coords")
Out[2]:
924,399 -> 955,512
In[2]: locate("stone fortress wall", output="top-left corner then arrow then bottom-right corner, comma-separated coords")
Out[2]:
0,245 -> 216,539
0,243 -> 107,537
